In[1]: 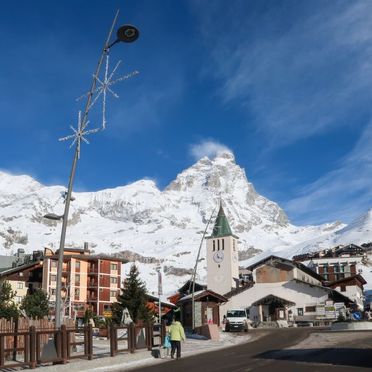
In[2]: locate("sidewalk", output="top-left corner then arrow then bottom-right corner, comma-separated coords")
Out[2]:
38,332 -> 254,372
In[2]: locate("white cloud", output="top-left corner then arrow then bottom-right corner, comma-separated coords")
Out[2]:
192,1 -> 372,148
284,121 -> 372,224
189,139 -> 232,160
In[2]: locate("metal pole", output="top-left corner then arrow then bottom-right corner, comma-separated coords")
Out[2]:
54,10 -> 120,329
191,206 -> 217,331
157,267 -> 162,324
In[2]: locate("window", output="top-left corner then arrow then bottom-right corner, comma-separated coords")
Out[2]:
297,308 -> 304,316
110,290 -> 117,298
305,306 -> 316,313
74,288 -> 80,297
213,241 -> 215,251
233,239 -> 236,251
16,296 -> 22,303
217,240 -> 220,251
340,285 -> 346,292
50,275 -> 57,282
110,277 -> 118,284
17,282 -> 23,289
75,261 -> 80,269
51,260 -> 57,268
222,239 -> 225,250
50,288 -> 56,295
75,274 -> 80,285
110,263 -> 118,271
104,304 -> 112,311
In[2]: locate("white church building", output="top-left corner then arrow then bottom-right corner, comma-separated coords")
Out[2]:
206,205 -> 355,325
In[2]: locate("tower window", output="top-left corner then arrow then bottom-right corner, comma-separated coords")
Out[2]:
217,240 -> 220,251
222,239 -> 225,250
213,241 -> 215,251
233,239 -> 236,251
218,264 -> 220,268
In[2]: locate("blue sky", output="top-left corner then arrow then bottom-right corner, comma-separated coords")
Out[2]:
0,0 -> 371,226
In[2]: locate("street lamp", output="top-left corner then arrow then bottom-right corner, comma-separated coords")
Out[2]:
53,10 -> 139,329
44,213 -> 64,221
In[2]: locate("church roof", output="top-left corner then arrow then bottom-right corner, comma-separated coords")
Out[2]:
208,205 -> 238,239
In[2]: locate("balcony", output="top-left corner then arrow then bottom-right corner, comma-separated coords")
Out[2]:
88,266 -> 98,275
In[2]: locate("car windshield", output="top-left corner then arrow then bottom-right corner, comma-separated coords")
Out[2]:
227,310 -> 246,317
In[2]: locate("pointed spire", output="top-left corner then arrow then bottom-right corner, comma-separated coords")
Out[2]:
211,203 -> 233,238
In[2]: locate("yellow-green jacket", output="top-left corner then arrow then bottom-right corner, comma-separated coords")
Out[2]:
169,321 -> 186,341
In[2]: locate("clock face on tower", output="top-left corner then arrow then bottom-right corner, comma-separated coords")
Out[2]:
213,251 -> 224,263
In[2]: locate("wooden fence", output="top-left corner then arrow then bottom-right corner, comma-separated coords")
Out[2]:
0,318 -> 77,369
0,321 -> 164,369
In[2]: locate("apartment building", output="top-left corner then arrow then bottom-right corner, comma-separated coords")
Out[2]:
42,246 -> 126,319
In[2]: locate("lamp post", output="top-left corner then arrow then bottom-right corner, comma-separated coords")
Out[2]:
52,11 -> 139,329
156,266 -> 162,324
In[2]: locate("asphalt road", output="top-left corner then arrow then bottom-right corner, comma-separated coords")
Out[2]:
131,328 -> 372,372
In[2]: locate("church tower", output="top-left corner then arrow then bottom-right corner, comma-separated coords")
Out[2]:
206,204 -> 239,295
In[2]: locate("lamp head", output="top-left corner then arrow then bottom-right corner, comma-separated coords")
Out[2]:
116,25 -> 139,43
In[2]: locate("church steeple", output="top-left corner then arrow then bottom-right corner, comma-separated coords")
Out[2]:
211,205 -> 233,238
206,201 -> 239,295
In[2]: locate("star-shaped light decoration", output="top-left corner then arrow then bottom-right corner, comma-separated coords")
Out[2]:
77,52 -> 139,130
59,111 -> 100,159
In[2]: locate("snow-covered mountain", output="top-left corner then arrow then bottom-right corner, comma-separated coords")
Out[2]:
0,151 -> 370,294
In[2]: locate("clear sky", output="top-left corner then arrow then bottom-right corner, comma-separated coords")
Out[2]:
0,0 -> 371,226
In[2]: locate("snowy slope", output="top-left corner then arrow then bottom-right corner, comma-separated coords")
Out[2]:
0,151 -> 370,294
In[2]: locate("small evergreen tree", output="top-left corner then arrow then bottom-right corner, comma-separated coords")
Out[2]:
0,281 -> 19,320
20,289 -> 49,319
115,264 -> 154,324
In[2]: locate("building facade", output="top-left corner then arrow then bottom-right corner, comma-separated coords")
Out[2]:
42,247 -> 125,319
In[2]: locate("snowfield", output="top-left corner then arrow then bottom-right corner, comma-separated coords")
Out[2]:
0,151 -> 371,294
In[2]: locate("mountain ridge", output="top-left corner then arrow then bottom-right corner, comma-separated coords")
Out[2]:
0,151 -> 370,293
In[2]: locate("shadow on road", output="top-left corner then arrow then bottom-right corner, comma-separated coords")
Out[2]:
255,347 -> 372,369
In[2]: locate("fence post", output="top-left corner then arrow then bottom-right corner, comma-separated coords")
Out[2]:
87,324 -> 93,360
109,326 -> 116,357
146,323 -> 153,351
29,326 -> 36,369
0,334 -> 4,368
129,323 -> 135,353
12,317 -> 19,361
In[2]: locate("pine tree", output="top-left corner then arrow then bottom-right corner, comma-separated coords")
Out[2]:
0,281 -> 19,320
20,289 -> 49,319
114,264 -> 154,324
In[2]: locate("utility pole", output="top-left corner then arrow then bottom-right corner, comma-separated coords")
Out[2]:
157,266 -> 162,324
191,206 -> 217,330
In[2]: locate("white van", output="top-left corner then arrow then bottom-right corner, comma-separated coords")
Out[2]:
225,309 -> 249,332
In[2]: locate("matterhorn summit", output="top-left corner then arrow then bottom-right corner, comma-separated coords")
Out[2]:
0,151 -> 368,293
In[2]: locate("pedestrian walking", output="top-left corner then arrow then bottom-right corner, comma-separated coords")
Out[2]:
169,316 -> 186,359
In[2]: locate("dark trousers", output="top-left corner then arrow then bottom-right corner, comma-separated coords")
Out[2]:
170,340 -> 181,358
